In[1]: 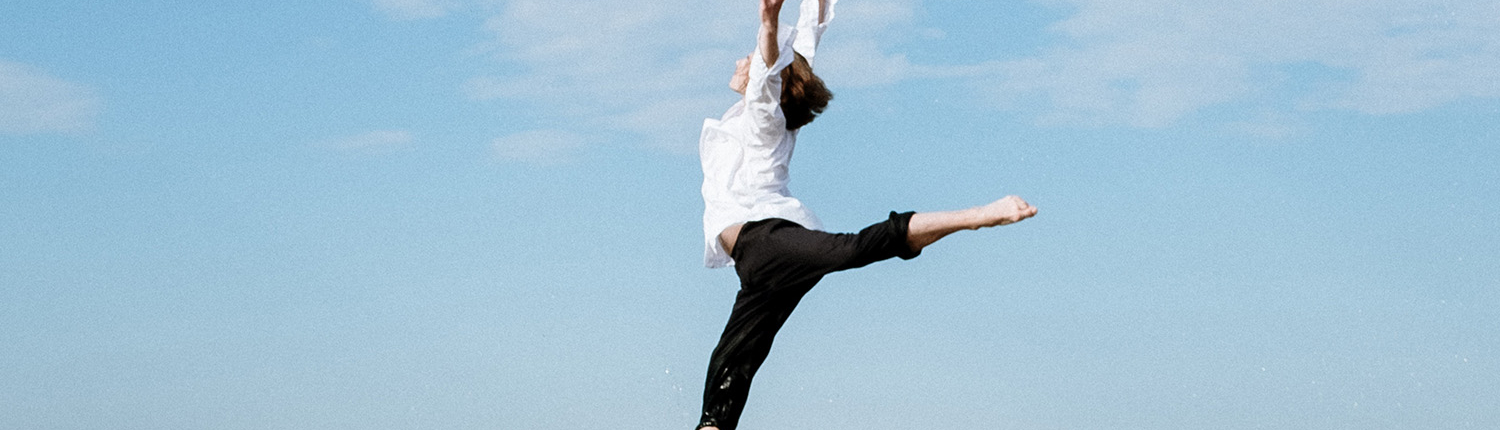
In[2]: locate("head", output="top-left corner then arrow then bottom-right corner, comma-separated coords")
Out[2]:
730,55 -> 751,95
729,52 -> 833,131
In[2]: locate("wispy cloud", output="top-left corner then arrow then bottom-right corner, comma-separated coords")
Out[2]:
373,0 -> 456,21
462,0 -> 937,153
802,0 -> 948,88
467,0 -> 747,152
0,60 -> 101,135
975,0 -> 1500,127
324,129 -> 414,154
491,129 -> 585,165
424,0 -> 1498,152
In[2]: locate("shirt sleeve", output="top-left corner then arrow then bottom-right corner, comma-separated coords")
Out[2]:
742,26 -> 799,148
792,0 -> 837,65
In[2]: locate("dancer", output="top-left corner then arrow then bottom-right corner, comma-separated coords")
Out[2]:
696,0 -> 1038,429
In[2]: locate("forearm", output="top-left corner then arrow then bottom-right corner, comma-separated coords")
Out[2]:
758,0 -> 783,67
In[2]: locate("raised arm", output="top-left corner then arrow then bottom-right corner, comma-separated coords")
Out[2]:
757,0 -> 786,67
741,0 -> 796,144
792,0 -> 836,64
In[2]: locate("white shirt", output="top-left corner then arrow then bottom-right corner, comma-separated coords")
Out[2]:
700,0 -> 837,269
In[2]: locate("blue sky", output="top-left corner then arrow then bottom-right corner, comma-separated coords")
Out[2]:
2,0 -> 1497,429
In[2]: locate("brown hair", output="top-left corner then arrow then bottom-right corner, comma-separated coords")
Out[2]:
780,52 -> 832,130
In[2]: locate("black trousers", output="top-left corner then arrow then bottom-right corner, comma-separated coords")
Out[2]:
698,212 -> 921,430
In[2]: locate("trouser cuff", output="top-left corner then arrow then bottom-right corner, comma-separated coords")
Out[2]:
887,211 -> 922,260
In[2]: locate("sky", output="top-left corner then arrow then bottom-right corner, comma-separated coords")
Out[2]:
1,0 -> 1497,429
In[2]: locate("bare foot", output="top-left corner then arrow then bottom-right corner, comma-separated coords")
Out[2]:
975,195 -> 1038,228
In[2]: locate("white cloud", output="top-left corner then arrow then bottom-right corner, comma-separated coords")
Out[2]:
419,0 -> 1500,153
492,129 -> 586,165
373,0 -> 456,21
325,129 -> 414,153
817,41 -> 1000,88
0,60 -> 101,135
1225,111 -> 1303,141
836,0 -> 919,32
977,0 -> 1500,127
467,0 -> 936,152
470,0 -> 745,152
798,0 -> 945,88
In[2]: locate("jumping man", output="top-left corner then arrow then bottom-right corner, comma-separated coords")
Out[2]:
696,0 -> 1038,428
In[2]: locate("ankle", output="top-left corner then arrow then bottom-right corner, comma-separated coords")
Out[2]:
962,206 -> 990,230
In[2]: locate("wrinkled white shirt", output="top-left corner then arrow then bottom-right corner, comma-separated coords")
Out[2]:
700,0 -> 837,269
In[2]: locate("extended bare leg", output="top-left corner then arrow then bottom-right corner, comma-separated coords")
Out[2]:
906,195 -> 1037,252
719,196 -> 1037,259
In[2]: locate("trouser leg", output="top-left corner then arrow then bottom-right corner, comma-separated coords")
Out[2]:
697,276 -> 817,430
697,213 -> 921,430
